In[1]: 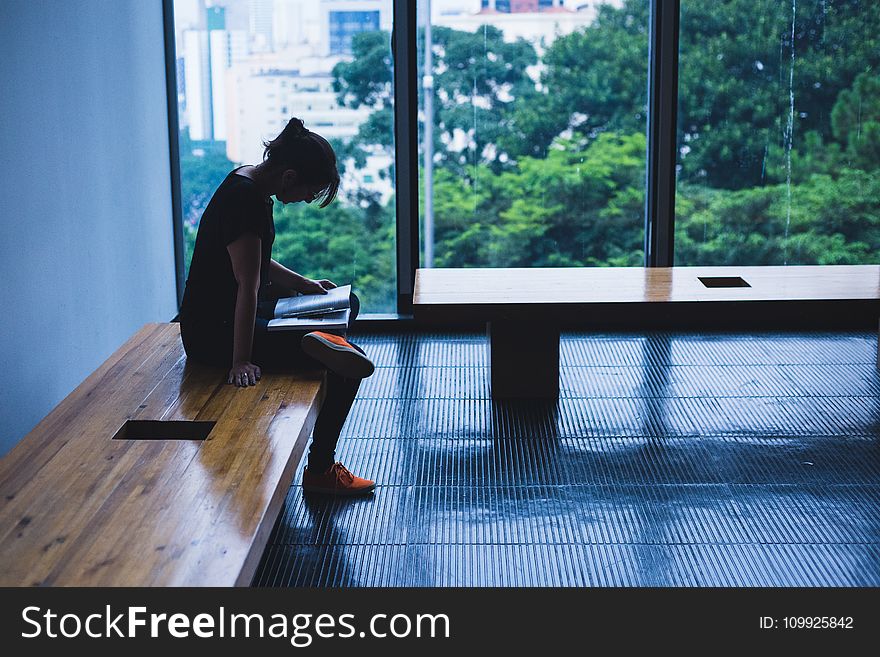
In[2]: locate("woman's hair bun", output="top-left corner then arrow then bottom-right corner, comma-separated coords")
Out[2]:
261,116 -> 340,208
283,117 -> 308,139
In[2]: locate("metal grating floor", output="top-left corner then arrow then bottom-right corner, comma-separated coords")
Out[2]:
252,331 -> 880,587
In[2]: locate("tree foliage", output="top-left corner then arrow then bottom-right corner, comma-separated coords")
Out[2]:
832,71 -> 880,170
530,0 -> 880,188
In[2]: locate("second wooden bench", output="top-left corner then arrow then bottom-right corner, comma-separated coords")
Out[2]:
413,264 -> 880,399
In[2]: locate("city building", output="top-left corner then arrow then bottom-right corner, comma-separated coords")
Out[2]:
219,1 -> 393,199
181,6 -> 247,140
315,1 -> 392,56
248,0 -> 275,52
440,0 -> 603,46
223,62 -> 390,180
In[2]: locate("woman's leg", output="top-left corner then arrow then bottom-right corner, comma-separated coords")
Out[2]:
252,293 -> 374,493
304,293 -> 365,472
306,371 -> 361,473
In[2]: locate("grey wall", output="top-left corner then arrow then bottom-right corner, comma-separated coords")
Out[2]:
0,1 -> 178,456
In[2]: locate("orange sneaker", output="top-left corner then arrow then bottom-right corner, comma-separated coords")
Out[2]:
301,331 -> 375,379
302,462 -> 376,496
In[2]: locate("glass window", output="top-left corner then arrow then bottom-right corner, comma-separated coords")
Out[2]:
173,0 -> 397,312
329,10 -> 382,55
418,0 -> 648,269
675,0 -> 880,266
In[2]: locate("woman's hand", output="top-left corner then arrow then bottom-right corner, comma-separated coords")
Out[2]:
228,361 -> 262,387
298,278 -> 336,295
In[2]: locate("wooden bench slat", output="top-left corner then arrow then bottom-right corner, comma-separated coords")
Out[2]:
414,265 -> 880,311
0,324 -> 175,501
0,327 -> 197,584
0,323 -> 324,586
101,378 -> 322,587
40,439 -> 202,586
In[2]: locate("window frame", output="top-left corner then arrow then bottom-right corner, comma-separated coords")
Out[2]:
645,0 -> 680,268
163,0 -> 186,305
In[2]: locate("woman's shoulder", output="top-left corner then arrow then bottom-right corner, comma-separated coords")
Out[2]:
215,170 -> 267,206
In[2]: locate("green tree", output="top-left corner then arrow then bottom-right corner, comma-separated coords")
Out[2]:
433,131 -> 646,268
332,30 -> 395,181
536,1 -> 649,148
538,0 -> 880,189
333,26 -> 540,174
832,71 -> 880,170
676,0 -> 880,188
676,168 -> 879,265
182,3 -> 880,287
271,199 -> 396,311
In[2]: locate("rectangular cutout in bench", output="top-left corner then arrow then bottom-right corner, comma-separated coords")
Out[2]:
698,276 -> 751,288
112,420 -> 215,441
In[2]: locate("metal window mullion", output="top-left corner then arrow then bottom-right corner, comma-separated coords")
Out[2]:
392,0 -> 420,315
163,0 -> 186,307
645,0 -> 681,268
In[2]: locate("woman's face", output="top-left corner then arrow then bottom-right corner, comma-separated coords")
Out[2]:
277,169 -> 323,205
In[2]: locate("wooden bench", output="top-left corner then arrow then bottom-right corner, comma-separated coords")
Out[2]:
413,265 -> 880,399
0,323 -> 324,586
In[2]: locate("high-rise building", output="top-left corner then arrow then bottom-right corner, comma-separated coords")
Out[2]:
481,0 -> 511,11
328,9 -> 380,54
249,0 -> 275,52
174,0 -> 203,30
438,0 -> 615,47
182,5 -> 247,142
224,61 -> 393,202
274,0 -> 309,50
206,4 -> 225,29
432,0 -> 480,17
440,0 -> 596,14
480,0 -> 565,12
210,29 -> 248,140
225,65 -> 370,162
176,57 -> 187,119
320,1 -> 391,56
183,29 -> 212,140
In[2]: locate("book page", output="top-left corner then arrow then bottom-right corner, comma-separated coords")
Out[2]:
274,284 -> 351,319
267,308 -> 350,332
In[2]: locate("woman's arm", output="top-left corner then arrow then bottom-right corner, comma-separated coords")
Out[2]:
268,259 -> 335,295
226,234 -> 262,387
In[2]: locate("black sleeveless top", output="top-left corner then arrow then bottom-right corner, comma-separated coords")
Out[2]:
179,169 -> 275,336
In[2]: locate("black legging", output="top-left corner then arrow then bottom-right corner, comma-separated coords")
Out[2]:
180,293 -> 363,473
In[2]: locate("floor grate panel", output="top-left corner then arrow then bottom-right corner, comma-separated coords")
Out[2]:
254,330 -> 880,587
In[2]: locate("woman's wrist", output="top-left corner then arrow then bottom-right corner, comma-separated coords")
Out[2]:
231,287 -> 258,367
269,260 -> 308,292
289,273 -> 311,293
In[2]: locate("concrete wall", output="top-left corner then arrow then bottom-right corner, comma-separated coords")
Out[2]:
0,1 -> 178,456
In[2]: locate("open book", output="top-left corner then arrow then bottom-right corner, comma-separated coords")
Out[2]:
267,284 -> 351,332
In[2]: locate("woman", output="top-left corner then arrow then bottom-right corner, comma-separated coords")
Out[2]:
179,117 -> 375,496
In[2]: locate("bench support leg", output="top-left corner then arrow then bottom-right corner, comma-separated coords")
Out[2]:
488,321 -> 559,399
